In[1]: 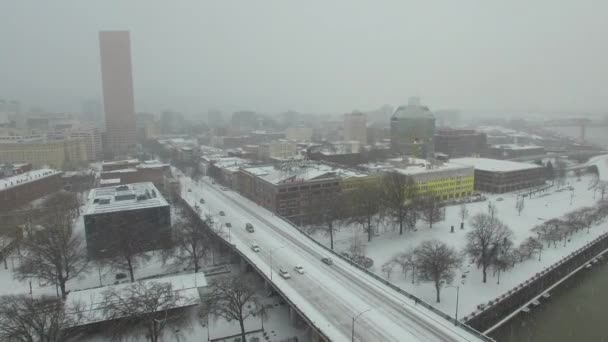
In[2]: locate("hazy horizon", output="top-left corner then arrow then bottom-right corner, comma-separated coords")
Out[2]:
1,0 -> 607,116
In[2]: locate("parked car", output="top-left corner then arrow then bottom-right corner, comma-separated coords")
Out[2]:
219,211 -> 225,216
221,187 -> 228,191
279,268 -> 291,279
199,198 -> 205,204
225,222 -> 232,228
294,265 -> 305,274
251,241 -> 260,252
246,223 -> 255,233
321,257 -> 333,265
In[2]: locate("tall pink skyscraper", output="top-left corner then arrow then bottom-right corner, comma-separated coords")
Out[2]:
99,31 -> 136,156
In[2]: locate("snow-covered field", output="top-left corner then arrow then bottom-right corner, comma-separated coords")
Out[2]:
310,174 -> 605,319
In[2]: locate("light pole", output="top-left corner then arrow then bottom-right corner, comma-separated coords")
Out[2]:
446,285 -> 460,325
270,246 -> 286,280
351,308 -> 372,342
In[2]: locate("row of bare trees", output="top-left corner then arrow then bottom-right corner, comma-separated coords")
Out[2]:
308,171 -> 446,246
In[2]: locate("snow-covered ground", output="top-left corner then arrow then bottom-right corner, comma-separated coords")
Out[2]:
309,174 -> 605,320
178,170 -> 489,342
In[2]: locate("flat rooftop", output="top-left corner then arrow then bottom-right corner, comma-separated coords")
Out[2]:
101,159 -> 139,166
243,162 -> 368,185
84,182 -> 169,215
451,157 -> 543,172
0,168 -> 61,191
491,144 -> 544,150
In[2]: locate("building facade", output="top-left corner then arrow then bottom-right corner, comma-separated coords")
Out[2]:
390,97 -> 436,158
452,158 -> 545,193
0,138 -> 87,169
99,31 -> 137,156
0,169 -> 63,210
344,112 -> 367,145
83,183 -> 171,258
486,144 -> 545,160
434,129 -> 487,158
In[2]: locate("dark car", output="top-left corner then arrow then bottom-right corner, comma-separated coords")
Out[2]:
321,257 -> 333,265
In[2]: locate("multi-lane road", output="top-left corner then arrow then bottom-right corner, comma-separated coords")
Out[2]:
178,172 -> 489,342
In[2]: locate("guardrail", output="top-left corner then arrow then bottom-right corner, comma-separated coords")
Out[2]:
271,213 -> 495,342
177,197 -> 332,342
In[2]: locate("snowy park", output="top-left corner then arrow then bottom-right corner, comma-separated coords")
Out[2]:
308,174 -> 608,320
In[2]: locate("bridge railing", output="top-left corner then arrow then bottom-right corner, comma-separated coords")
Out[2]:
271,213 -> 495,342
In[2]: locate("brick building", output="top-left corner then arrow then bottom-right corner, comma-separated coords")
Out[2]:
434,129 -> 487,158
0,169 -> 63,210
83,182 -> 171,258
100,160 -> 169,189
452,158 -> 545,193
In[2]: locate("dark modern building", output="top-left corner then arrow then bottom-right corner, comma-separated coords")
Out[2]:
83,182 -> 171,258
452,158 -> 545,193
0,169 -> 62,210
434,129 -> 487,158
390,97 -> 436,158
99,31 -> 137,156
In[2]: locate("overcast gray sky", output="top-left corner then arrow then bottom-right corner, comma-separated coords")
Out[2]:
1,0 -> 607,115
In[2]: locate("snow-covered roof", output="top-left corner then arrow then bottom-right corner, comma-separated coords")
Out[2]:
68,272 -> 206,326
491,144 -> 544,150
99,178 -> 121,185
242,162 -> 368,185
101,159 -> 139,166
451,157 -> 543,172
84,182 -> 168,215
0,168 -> 61,191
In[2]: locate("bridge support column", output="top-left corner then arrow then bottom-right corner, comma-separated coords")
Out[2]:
240,256 -> 248,273
289,306 -> 298,326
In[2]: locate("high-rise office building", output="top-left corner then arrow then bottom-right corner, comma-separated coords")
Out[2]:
344,111 -> 367,145
99,31 -> 136,157
390,97 -> 436,158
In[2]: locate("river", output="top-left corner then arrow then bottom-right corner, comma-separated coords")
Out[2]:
489,259 -> 608,342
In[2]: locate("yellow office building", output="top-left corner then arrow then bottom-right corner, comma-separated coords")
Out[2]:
0,138 -> 88,169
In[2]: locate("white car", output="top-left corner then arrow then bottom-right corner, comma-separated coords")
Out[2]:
251,242 -> 260,252
294,265 -> 304,274
279,268 -> 291,279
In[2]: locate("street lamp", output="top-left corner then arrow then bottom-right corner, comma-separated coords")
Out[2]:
445,285 -> 460,326
270,246 -> 286,280
351,308 -> 372,342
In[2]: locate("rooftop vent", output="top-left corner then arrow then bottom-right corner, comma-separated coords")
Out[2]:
115,185 -> 129,191
98,198 -> 111,205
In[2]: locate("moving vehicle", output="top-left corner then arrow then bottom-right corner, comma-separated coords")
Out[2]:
219,211 -> 225,216
279,268 -> 291,279
245,223 -> 255,233
221,187 -> 228,191
321,257 -> 333,265
225,222 -> 232,228
294,265 -> 304,274
199,198 -> 205,204
187,188 -> 192,192
251,241 -> 260,252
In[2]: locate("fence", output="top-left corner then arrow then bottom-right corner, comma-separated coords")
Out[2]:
465,231 -> 608,332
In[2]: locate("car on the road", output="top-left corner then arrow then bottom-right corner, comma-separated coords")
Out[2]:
225,222 -> 232,228
221,187 -> 228,191
321,257 -> 333,265
279,268 -> 291,279
294,265 -> 304,274
187,188 -> 192,192
496,197 -> 504,201
251,241 -> 260,252
245,223 -> 255,233
219,211 -> 225,216
199,198 -> 205,204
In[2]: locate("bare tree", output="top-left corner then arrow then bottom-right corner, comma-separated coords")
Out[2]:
555,160 -> 568,189
381,172 -> 418,235
15,210 -> 88,299
0,295 -> 86,342
598,182 -> 608,201
515,197 -> 525,216
487,202 -> 498,220
102,281 -> 189,342
381,261 -> 395,280
308,193 -> 346,250
163,213 -> 212,273
346,183 -> 382,242
515,237 -> 543,262
391,248 -> 417,281
413,240 -> 462,303
459,204 -> 469,229
349,232 -> 366,258
202,276 -> 263,342
465,213 -> 514,283
418,194 -> 444,229
491,239 -> 515,284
